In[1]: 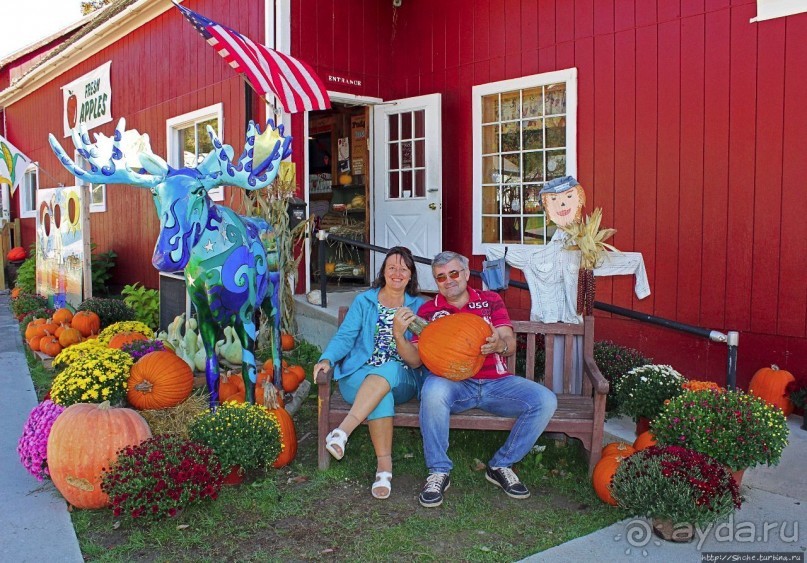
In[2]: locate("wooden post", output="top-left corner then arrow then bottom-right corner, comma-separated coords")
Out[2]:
81,184 -> 93,299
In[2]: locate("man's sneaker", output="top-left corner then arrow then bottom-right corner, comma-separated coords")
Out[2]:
485,466 -> 530,499
419,472 -> 451,507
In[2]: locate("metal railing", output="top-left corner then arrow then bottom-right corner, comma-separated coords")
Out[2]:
314,232 -> 740,388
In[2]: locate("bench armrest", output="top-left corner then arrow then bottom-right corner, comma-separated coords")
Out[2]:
315,365 -> 334,386
583,355 -> 610,395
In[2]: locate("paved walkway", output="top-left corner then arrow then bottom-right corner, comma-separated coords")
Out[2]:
0,292 -> 83,562
2,289 -> 805,562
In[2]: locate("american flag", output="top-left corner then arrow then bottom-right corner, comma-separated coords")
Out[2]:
173,2 -> 330,114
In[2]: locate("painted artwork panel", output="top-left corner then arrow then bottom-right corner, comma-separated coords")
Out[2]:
36,186 -> 84,308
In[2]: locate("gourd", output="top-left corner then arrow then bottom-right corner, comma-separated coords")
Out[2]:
219,370 -> 246,403
72,311 -> 100,337
6,246 -> 26,261
262,384 -> 297,468
52,308 -> 74,325
46,401 -> 152,509
632,431 -> 657,451
601,442 -> 635,457
338,173 -> 352,185
127,351 -> 194,410
220,326 -> 243,365
59,327 -> 83,348
409,313 -> 493,380
108,331 -> 148,350
40,336 -> 63,357
592,454 -> 627,506
749,364 -> 795,416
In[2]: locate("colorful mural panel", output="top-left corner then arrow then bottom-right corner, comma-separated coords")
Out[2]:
36,186 -> 84,308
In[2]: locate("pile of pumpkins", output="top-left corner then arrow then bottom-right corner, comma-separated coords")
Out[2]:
592,431 -> 657,506
24,308 -> 101,358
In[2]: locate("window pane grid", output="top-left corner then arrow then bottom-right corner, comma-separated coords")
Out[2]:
387,111 -> 426,200
480,80 -> 569,245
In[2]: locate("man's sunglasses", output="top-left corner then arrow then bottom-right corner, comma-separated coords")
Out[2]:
434,269 -> 464,283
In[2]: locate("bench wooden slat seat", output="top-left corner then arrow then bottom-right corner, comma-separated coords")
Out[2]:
316,307 -> 608,474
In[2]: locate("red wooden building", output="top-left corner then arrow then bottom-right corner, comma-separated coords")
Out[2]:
1,0 -> 805,388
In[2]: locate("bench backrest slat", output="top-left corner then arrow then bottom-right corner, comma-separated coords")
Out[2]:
336,306 -> 590,395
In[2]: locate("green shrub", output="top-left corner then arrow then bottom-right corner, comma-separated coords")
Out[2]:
77,297 -> 136,328
90,244 -> 117,295
121,283 -> 159,331
14,251 -> 37,294
593,341 -> 652,414
11,294 -> 49,320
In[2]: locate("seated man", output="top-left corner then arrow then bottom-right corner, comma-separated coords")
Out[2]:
413,251 -> 557,508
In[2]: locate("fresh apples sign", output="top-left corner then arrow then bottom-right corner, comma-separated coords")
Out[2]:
61,61 -> 113,137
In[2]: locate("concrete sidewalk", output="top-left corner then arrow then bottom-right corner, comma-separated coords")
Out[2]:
0,292 -> 82,563
522,415 -> 807,562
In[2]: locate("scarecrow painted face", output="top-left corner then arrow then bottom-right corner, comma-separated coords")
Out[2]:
542,184 -> 585,227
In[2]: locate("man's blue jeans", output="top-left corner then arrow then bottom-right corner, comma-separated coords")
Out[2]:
419,374 -> 558,473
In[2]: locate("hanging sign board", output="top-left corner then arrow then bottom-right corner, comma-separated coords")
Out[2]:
61,61 -> 113,137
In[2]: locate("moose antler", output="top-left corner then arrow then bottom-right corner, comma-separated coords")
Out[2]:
202,119 -> 292,192
48,118 -> 163,189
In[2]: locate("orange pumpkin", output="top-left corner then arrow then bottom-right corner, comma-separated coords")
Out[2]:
10,287 -> 22,299
72,311 -> 101,337
25,321 -> 48,341
262,384 -> 297,468
28,335 -> 44,352
411,313 -> 493,380
40,322 -> 59,336
281,366 -> 303,393
281,333 -> 295,351
749,364 -> 795,416
602,442 -> 636,458
108,331 -> 149,350
633,431 -> 657,451
592,454 -> 625,506
59,327 -> 84,348
47,401 -> 151,509
289,364 -> 306,384
219,371 -> 246,403
127,351 -> 194,410
52,308 -> 74,325
40,336 -> 63,357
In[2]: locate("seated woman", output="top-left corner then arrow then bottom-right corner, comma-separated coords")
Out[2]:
313,246 -> 425,499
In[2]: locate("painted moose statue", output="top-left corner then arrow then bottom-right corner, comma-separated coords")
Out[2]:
49,118 -> 292,407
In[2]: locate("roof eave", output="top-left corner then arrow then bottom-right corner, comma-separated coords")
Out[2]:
0,0 -> 173,108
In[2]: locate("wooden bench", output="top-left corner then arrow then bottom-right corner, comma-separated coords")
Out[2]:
315,306 -> 609,474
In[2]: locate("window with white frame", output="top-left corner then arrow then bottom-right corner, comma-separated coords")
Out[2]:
74,152 -> 107,212
166,103 -> 224,201
751,0 -> 807,22
19,165 -> 39,218
472,68 -> 577,254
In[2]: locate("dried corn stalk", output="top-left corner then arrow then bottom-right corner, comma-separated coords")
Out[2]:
561,208 -> 618,315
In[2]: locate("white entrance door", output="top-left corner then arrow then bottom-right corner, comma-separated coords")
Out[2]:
372,94 -> 442,292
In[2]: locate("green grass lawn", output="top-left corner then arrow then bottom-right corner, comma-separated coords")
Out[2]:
29,341 -> 627,562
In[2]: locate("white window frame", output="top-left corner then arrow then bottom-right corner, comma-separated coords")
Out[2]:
74,151 -> 107,213
19,164 -> 39,219
166,103 -> 224,201
472,68 -> 578,255
751,0 -> 807,22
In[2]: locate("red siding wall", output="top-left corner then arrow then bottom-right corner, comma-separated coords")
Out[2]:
8,0 -> 263,290
6,0 -> 806,387
295,0 -> 807,387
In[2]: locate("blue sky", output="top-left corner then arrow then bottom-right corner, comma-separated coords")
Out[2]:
1,1 -> 84,60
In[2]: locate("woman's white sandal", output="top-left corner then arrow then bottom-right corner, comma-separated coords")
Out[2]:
325,428 -> 348,460
372,471 -> 392,500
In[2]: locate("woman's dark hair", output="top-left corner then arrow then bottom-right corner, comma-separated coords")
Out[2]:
372,246 -> 420,295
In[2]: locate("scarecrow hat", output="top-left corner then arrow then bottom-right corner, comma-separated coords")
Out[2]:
540,175 -> 580,195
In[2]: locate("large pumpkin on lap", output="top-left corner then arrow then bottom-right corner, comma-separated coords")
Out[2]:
411,313 -> 492,380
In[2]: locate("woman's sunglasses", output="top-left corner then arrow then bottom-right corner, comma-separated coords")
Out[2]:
434,269 -> 464,283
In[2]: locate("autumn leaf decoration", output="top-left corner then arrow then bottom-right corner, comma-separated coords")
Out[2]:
561,208 -> 618,315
